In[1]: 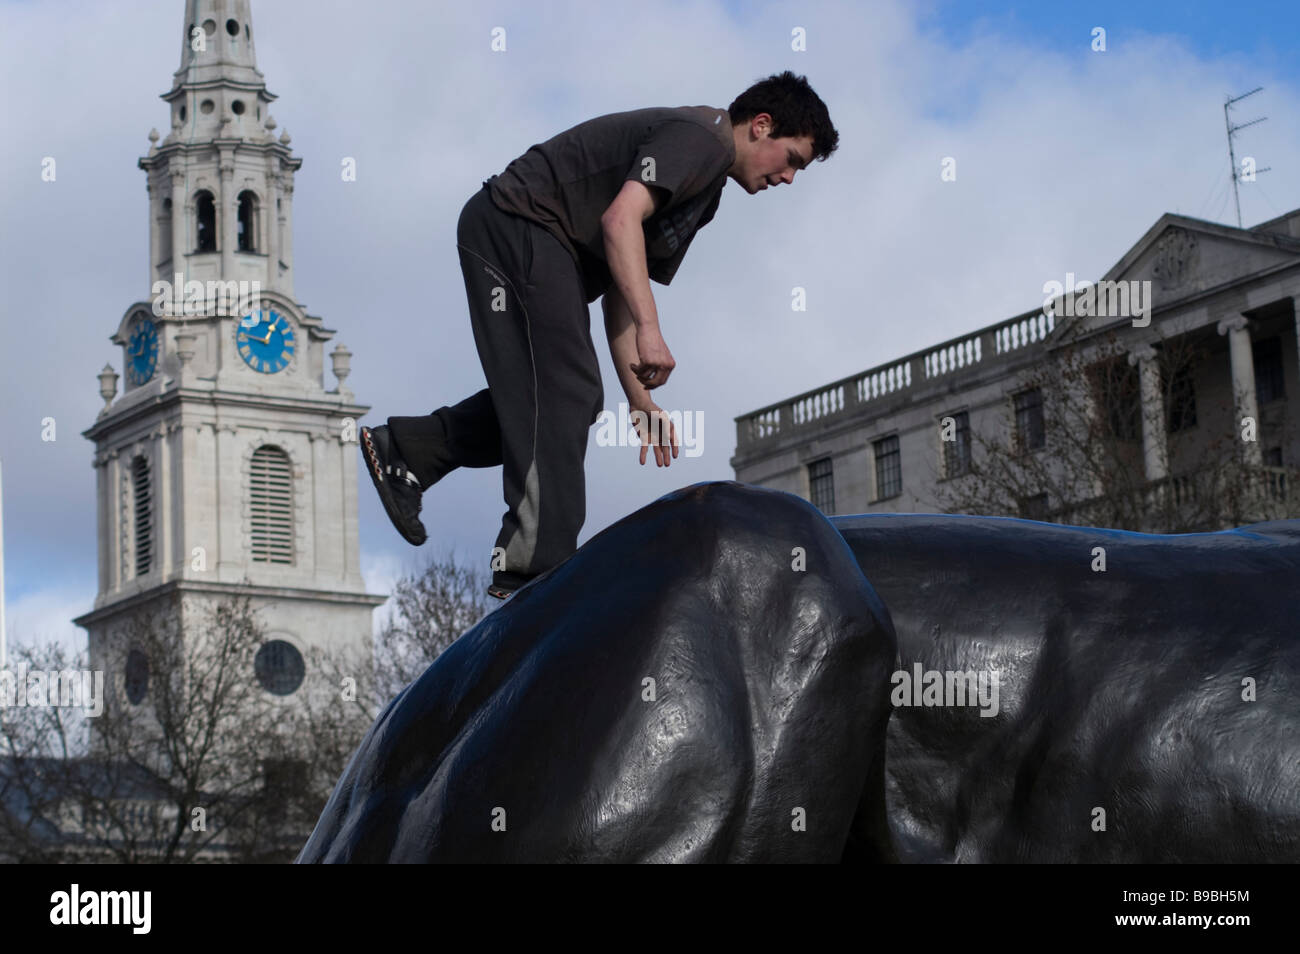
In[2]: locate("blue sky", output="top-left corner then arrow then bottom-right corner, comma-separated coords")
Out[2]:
918,0 -> 1299,74
2,0 -> 1298,650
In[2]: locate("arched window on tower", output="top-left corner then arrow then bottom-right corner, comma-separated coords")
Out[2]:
131,456 -> 153,576
195,190 -> 216,252
237,191 -> 258,252
249,445 -> 294,565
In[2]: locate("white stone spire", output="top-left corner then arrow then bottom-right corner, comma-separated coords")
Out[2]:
175,0 -> 263,90
140,0 -> 300,299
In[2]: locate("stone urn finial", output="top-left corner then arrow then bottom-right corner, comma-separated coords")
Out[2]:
175,327 -> 197,368
98,363 -> 119,410
330,343 -> 352,393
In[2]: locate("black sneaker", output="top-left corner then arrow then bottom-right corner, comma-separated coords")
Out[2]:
487,569 -> 536,601
360,425 -> 427,546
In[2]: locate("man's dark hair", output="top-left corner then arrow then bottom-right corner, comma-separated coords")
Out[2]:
728,71 -> 839,162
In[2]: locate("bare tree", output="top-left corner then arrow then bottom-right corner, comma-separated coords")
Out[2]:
371,548 -> 493,704
0,593 -> 366,863
926,321 -> 1299,531
0,553 -> 493,863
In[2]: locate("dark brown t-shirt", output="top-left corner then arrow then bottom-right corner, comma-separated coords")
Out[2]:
486,105 -> 735,304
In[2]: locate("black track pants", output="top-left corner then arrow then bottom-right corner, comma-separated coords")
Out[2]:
387,182 -> 604,586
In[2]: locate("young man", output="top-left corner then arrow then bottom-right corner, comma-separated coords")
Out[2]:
361,71 -> 839,600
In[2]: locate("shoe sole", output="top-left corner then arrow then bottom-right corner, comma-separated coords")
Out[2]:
487,572 -> 538,601
361,426 -> 427,546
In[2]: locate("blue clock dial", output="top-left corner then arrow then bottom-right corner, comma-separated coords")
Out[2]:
127,316 -> 159,386
236,306 -> 295,374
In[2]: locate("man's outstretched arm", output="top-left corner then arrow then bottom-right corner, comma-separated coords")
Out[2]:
600,180 -> 675,391
601,181 -> 680,467
602,285 -> 676,467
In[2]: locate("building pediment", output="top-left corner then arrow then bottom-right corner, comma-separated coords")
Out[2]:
1103,214 -> 1300,302
1037,212 -> 1300,346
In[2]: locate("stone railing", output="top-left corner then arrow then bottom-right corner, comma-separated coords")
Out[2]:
1050,465 -> 1295,531
735,309 -> 1056,452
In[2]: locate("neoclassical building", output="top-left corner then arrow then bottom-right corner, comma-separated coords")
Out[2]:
732,207 -> 1300,531
74,0 -> 383,713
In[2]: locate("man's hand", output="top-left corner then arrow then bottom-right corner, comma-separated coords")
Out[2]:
631,324 -> 675,390
630,399 -> 680,467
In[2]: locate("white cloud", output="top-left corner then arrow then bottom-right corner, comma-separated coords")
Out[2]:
2,0 -> 1296,637
3,583 -> 94,657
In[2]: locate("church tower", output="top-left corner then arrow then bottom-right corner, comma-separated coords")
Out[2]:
74,0 -> 383,707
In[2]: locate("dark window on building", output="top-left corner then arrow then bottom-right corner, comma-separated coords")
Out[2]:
943,411 -> 971,478
1167,364 -> 1197,432
874,435 -> 902,500
1019,492 -> 1049,521
237,191 -> 257,252
1254,336 -> 1285,405
124,649 -> 149,705
195,191 -> 216,252
254,639 -> 305,696
262,758 -> 307,824
1014,388 -> 1045,451
132,456 -> 152,576
1095,361 -> 1140,440
1265,446 -> 1283,466
808,457 -> 835,513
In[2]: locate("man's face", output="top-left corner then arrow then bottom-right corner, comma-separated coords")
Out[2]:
732,114 -> 815,194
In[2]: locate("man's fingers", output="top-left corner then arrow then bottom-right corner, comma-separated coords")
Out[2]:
632,409 -> 683,465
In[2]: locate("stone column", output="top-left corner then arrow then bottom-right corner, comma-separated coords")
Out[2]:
146,180 -> 158,291
107,450 -> 122,592
170,171 -> 186,295
309,430 -> 329,579
1127,344 -> 1168,481
1293,298 -> 1300,398
219,147 -> 235,284
156,425 -> 171,580
1217,315 -> 1263,467
279,181 -> 295,298
215,422 -> 239,581
339,425 -> 363,585
265,170 -> 280,292
95,452 -> 109,594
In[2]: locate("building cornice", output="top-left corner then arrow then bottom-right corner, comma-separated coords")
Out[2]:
73,578 -> 386,629
81,384 -> 371,444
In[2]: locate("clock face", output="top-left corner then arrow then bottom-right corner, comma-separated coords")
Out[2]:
236,305 -> 296,374
126,316 -> 159,386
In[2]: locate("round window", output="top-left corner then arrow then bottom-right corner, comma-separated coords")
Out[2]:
125,649 -> 149,705
255,639 -> 305,695
231,100 -> 245,115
